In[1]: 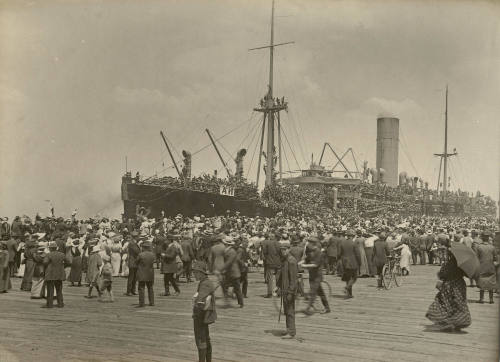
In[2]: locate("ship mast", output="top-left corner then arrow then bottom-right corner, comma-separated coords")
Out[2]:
434,85 -> 457,204
251,0 -> 293,187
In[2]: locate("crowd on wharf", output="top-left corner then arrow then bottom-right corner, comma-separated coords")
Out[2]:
0,208 -> 498,361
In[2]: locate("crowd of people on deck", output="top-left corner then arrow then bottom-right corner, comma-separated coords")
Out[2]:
0,208 -> 498,359
140,173 -> 259,200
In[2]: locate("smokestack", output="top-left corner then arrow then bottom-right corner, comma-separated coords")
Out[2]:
376,117 -> 399,187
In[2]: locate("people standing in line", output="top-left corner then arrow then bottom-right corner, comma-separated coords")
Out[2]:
218,238 -> 244,308
338,229 -> 361,299
301,236 -> 330,315
42,241 -> 67,308
276,240 -> 298,339
161,234 -> 181,296
125,232 -> 141,296
136,241 -> 155,307
192,261 -> 216,362
68,239 -> 83,287
474,231 -> 497,304
262,231 -> 281,298
372,232 -> 390,289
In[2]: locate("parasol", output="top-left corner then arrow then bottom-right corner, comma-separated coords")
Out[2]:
449,242 -> 480,279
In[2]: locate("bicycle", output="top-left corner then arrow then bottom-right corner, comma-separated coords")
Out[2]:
273,270 -> 332,315
381,253 -> 403,289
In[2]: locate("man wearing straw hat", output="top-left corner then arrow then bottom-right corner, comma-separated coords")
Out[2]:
136,240 -> 155,307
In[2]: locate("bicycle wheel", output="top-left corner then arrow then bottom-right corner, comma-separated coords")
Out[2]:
393,265 -> 403,287
381,264 -> 391,289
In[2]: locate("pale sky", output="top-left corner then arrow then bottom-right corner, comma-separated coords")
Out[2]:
1,0 -> 499,219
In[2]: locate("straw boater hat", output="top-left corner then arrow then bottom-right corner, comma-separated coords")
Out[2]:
48,241 -> 58,250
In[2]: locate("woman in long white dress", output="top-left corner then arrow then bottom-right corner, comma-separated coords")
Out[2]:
121,239 -> 129,277
394,241 -> 412,275
110,237 -> 122,277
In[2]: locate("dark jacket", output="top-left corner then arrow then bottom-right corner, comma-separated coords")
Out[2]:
326,237 -> 340,257
161,242 -> 181,274
338,238 -> 360,270
5,238 -> 18,262
221,246 -> 241,279
262,238 -> 281,268
43,250 -> 67,281
128,240 -> 141,268
181,239 -> 195,262
236,245 -> 249,273
277,254 -> 298,296
372,239 -> 390,267
137,250 -> 155,282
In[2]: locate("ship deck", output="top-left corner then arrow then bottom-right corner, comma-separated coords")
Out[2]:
0,265 -> 498,362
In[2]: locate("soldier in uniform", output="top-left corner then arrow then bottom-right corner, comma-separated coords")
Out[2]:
137,241 -> 155,307
192,261 -> 216,362
276,240 -> 298,339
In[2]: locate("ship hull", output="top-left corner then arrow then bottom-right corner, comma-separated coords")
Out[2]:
122,180 -> 271,219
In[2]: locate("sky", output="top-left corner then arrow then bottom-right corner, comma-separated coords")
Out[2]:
1,0 -> 499,219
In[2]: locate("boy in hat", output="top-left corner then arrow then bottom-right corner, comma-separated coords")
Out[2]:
192,261 -> 216,362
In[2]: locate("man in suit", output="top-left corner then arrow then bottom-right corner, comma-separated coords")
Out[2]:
338,229 -> 361,299
5,236 -> 18,277
261,232 -> 281,298
125,232 -> 141,296
218,238 -> 244,308
302,236 -> 330,315
276,240 -> 298,339
43,241 -> 67,308
372,232 -> 390,289
136,241 -> 155,307
181,236 -> 195,283
209,235 -> 226,274
161,234 -> 181,296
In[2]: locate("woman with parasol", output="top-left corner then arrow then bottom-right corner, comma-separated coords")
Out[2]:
425,241 -> 478,331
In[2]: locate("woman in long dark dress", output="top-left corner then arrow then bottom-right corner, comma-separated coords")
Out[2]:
68,240 -> 83,286
426,253 -> 471,331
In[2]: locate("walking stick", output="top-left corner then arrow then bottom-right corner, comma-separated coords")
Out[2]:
278,291 -> 283,323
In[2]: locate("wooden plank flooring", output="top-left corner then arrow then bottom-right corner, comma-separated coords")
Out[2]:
0,265 -> 498,362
